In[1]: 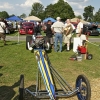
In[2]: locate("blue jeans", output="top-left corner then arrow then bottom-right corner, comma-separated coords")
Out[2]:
54,33 -> 63,52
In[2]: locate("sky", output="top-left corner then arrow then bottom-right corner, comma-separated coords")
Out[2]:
0,0 -> 100,17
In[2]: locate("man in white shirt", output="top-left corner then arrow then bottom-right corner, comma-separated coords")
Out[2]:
0,18 -> 6,45
76,18 -> 83,37
51,17 -> 64,52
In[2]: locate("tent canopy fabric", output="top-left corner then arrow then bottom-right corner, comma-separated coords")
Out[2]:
71,18 -> 90,24
43,17 -> 56,23
23,16 -> 41,21
6,16 -> 22,21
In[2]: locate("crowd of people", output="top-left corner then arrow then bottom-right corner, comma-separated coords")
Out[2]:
0,18 -> 21,45
41,17 -> 85,52
0,16 -> 86,52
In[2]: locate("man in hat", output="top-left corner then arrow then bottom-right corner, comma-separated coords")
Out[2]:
51,17 -> 64,52
0,18 -> 6,45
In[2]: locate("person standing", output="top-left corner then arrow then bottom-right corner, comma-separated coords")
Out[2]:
51,17 -> 64,52
76,18 -> 83,37
13,20 -> 17,30
63,19 -> 75,51
0,18 -> 6,45
35,21 -> 42,36
45,20 -> 54,49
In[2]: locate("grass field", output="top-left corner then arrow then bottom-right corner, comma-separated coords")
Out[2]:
0,38 -> 100,100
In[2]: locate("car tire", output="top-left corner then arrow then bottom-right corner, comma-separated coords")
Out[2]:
26,35 -> 32,50
76,74 -> 91,100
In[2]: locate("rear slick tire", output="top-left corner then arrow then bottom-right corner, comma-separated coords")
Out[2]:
76,74 -> 91,100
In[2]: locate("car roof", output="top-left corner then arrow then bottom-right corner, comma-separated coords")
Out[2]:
22,22 -> 34,24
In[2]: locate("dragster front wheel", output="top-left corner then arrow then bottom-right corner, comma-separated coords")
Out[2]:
19,75 -> 24,100
76,74 -> 91,100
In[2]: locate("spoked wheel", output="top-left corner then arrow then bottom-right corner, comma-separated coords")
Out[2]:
76,74 -> 91,100
19,75 -> 24,100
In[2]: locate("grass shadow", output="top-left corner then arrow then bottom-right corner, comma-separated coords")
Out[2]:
0,79 -> 20,100
46,49 -> 52,53
14,85 -> 42,100
0,66 -> 3,77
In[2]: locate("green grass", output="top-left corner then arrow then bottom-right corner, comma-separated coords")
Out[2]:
0,40 -> 100,99
6,31 -> 19,36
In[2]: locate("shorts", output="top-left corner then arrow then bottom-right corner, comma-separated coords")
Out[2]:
49,37 -> 54,45
44,36 -> 54,45
63,34 -> 72,44
0,33 -> 6,40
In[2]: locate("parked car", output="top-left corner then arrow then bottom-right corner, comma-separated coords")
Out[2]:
19,22 -> 35,50
19,22 -> 34,35
71,22 -> 99,36
86,24 -> 99,36
97,28 -> 100,34
5,22 -> 14,34
7,23 -> 15,33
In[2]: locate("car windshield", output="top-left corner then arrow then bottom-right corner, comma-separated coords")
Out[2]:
23,23 -> 33,27
97,28 -> 100,32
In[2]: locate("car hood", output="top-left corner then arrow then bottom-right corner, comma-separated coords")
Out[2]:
22,26 -> 33,29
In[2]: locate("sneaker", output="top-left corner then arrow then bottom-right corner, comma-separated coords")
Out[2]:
66,49 -> 70,51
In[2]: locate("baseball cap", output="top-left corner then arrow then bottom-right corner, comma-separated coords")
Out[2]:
56,17 -> 61,20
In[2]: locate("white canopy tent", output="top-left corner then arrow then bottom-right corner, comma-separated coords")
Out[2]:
23,16 -> 41,21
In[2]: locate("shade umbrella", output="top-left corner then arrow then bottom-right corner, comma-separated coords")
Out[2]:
23,16 -> 41,21
6,16 -> 22,21
43,17 -> 56,22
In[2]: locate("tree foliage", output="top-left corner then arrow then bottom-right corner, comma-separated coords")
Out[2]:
83,5 -> 94,22
44,0 -> 75,21
0,11 -> 9,19
29,2 -> 44,19
20,13 -> 27,18
93,8 -> 100,23
9,14 -> 15,17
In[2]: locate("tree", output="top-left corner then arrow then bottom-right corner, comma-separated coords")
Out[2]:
83,5 -> 94,22
93,8 -> 100,23
0,11 -> 9,19
44,0 -> 75,21
75,15 -> 82,19
29,2 -> 44,20
20,13 -> 27,18
44,4 -> 55,18
9,14 -> 15,17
